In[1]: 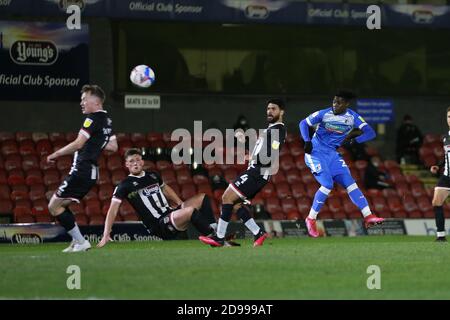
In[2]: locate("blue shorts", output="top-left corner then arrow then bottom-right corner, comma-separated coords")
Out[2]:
304,147 -> 354,189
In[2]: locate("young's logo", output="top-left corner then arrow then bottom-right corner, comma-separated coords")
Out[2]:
10,40 -> 58,65
412,10 -> 434,24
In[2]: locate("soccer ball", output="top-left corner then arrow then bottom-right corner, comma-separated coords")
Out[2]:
130,65 -> 155,88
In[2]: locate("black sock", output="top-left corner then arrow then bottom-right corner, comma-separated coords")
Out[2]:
220,204 -> 233,222
236,206 -> 251,223
191,209 -> 214,236
200,195 -> 216,225
56,209 -> 75,231
434,206 -> 445,233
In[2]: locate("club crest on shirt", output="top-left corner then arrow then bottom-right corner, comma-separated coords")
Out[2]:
83,118 -> 93,128
272,140 -> 280,150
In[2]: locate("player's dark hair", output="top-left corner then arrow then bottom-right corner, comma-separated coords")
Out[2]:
335,90 -> 357,102
124,148 -> 142,159
267,98 -> 285,110
81,84 -> 105,103
447,106 -> 450,113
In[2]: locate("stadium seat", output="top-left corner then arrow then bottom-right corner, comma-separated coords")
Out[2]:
111,169 -> 127,185
417,196 -> 432,212
209,189 -> 223,202
332,212 -> 347,220
286,210 -> 301,220
286,169 -> 302,184
395,182 -> 411,197
167,183 -> 181,196
269,211 -> 286,220
422,210 -> 434,218
223,168 -> 238,183
320,210 -> 333,220
52,140 -> 67,151
98,184 -> 114,202
295,157 -> 307,171
75,214 -> 89,226
327,195 -> 342,213
291,183 -> 306,199
176,169 -> 193,185
85,200 -> 102,217
197,183 -> 213,198
192,174 -> 209,185
305,181 -> 320,198
1,141 -> 19,156
32,199 -> 49,215
276,182 -> 292,199
422,154 -> 437,168
342,197 -> 358,214
181,184 -> 197,200
98,169 -> 112,185
7,171 -> 26,186
404,174 -> 419,184
296,197 -> 312,215
392,210 -> 408,219
301,170 -> 315,184
381,188 -> 397,198
408,210 -> 423,218
271,171 -> 287,184
69,202 -> 85,215
0,132 -> 15,142
119,201 -> 136,218
280,155 -> 295,171
15,214 -> 35,223
266,197 -> 282,213
107,154 -> 123,171
0,184 -> 11,200
143,160 -> 156,171
260,183 -> 276,199
156,160 -> 172,171
14,206 -> 32,218
281,198 -> 297,214
11,189 -> 29,201
0,200 -> 13,213
403,195 -> 419,212
65,132 -> 78,142
49,132 -> 66,142
89,215 -> 105,225
410,182 -> 426,197
36,139 -> 53,156
160,169 -> 177,185
4,156 -> 22,171
130,132 -> 146,143
29,185 -> 46,201
116,133 -> 130,143
122,212 -> 140,222
19,140 -> 36,156
0,169 -> 6,184
43,170 -> 60,186
387,196 -> 403,213
56,156 -> 72,171
424,133 -> 441,145
433,146 -> 444,159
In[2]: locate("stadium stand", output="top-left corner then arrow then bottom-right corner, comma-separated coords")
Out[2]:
1,130 -> 449,224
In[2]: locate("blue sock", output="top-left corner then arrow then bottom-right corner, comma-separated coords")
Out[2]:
347,183 -> 371,217
308,186 -> 331,219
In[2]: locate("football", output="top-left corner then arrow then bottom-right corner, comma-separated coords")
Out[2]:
130,65 -> 155,88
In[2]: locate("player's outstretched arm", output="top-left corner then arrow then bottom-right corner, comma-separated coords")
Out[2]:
97,200 -> 121,248
104,135 -> 118,152
47,134 -> 88,163
162,184 -> 183,208
354,124 -> 376,143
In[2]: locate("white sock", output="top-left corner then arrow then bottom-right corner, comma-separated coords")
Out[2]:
437,231 -> 446,237
210,223 -> 218,232
308,209 -> 318,220
244,218 -> 261,236
361,206 -> 372,218
216,218 -> 228,239
68,224 -> 85,244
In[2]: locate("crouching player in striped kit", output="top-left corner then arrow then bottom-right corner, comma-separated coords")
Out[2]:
299,90 -> 385,237
97,148 -> 234,246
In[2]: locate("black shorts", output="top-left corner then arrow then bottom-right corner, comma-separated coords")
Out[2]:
436,175 -> 450,190
229,167 -> 270,201
155,207 -> 188,240
56,174 -> 97,202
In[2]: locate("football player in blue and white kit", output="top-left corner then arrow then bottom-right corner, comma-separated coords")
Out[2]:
299,90 -> 385,237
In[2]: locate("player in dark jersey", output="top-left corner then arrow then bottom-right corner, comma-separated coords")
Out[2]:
430,106 -> 450,242
47,85 -> 118,252
97,149 -> 233,247
199,99 -> 286,247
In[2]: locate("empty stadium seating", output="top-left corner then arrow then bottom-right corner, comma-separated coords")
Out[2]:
1,131 -> 448,225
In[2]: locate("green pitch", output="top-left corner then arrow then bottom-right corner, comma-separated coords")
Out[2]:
1,236 -> 449,300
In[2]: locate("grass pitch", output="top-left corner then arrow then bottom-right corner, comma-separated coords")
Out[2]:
1,236 -> 449,300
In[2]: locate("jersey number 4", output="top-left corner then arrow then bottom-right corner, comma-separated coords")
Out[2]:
235,174 -> 248,187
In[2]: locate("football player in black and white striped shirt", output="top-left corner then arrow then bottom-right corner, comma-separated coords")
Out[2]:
430,107 -> 450,242
97,148 -> 233,247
